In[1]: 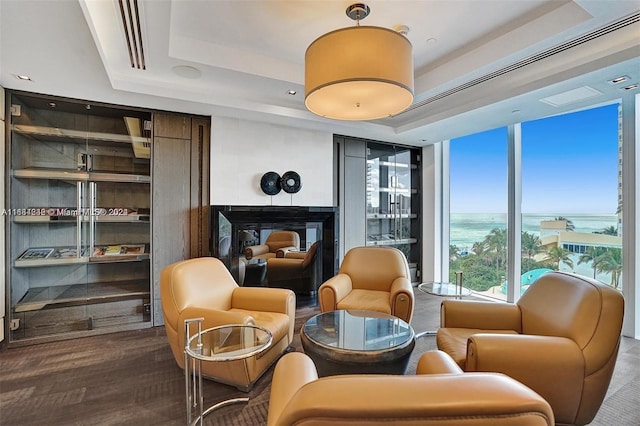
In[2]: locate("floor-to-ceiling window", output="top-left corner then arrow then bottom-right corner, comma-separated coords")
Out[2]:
448,127 -> 508,298
446,103 -> 623,302
521,103 -> 622,293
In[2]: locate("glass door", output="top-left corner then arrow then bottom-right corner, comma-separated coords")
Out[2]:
366,143 -> 420,281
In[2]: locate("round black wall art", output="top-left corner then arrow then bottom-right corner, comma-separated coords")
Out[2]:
260,171 -> 281,195
281,171 -> 302,194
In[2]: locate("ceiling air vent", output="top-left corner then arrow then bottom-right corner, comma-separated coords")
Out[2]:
118,0 -> 146,70
398,11 -> 640,115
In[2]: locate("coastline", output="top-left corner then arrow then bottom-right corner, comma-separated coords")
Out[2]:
450,213 -> 618,248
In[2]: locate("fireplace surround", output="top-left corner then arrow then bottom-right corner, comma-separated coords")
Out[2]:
211,205 -> 339,287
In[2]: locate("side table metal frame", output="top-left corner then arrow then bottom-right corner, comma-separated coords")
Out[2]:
183,318 -> 272,426
415,272 -> 471,339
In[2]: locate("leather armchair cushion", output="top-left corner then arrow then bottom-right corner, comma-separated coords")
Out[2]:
440,299 -> 522,331
336,289 -> 392,315
229,308 -> 290,344
245,244 -> 270,259
319,246 -> 414,323
436,271 -> 624,426
267,352 -> 554,426
415,349 -> 464,375
160,257 -> 296,391
437,328 -> 519,369
245,231 -> 300,260
275,246 -> 299,258
467,333 -> 585,422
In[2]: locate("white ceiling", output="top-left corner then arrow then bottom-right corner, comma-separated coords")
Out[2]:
1,0 -> 638,146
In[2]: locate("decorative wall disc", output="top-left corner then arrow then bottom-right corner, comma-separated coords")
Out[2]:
260,171 -> 281,195
281,171 -> 302,194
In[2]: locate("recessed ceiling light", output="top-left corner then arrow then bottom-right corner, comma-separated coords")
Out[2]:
48,102 -> 56,108
15,74 -> 32,81
172,65 -> 202,79
621,83 -> 639,91
608,75 -> 630,85
287,90 -> 297,95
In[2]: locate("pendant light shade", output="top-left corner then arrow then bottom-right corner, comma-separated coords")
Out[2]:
305,14 -> 414,121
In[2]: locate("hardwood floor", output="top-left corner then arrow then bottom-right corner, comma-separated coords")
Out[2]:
0,291 -> 638,425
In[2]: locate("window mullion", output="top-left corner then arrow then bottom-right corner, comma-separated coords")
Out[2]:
507,124 -> 522,303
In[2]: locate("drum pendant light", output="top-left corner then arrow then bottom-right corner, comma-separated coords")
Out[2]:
305,3 -> 414,121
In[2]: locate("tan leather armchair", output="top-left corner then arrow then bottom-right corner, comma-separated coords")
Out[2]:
318,246 -> 414,323
437,271 -> 624,426
267,241 -> 319,293
244,230 -> 300,260
267,350 -> 554,426
160,257 -> 296,391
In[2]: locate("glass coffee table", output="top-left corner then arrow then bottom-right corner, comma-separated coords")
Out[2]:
184,319 -> 272,426
300,309 -> 415,376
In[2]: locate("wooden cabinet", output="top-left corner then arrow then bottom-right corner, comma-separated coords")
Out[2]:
4,91 -> 210,346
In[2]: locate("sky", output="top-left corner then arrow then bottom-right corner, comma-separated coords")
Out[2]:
449,103 -> 620,215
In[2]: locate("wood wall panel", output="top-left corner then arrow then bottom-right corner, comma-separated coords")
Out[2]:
153,114 -> 191,140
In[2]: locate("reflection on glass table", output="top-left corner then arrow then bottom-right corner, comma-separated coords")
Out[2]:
418,282 -> 472,298
183,319 -> 272,426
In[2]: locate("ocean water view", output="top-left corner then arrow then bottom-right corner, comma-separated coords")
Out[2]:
450,213 -> 619,249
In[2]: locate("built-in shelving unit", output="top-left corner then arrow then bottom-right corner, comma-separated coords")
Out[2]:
5,91 -> 153,345
365,142 -> 421,281
337,135 -> 422,283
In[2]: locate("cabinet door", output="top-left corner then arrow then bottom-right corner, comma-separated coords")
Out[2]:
366,143 -> 420,281
6,92 -> 152,345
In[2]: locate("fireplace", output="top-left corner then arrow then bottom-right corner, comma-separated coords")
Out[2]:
211,205 -> 339,287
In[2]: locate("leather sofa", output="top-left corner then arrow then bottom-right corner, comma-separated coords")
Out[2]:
318,246 -> 414,323
267,350 -> 554,426
436,271 -> 624,425
267,241 -> 319,293
244,230 -> 300,260
160,257 -> 296,391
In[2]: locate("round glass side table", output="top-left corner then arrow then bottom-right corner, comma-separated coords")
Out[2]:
415,278 -> 472,339
418,281 -> 472,298
183,319 -> 272,426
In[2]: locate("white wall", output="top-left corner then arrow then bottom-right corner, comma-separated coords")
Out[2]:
210,117 -> 334,206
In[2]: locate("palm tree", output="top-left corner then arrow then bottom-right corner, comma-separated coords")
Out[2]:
482,228 -> 507,284
578,246 -> 607,279
597,248 -> 622,288
521,231 -> 543,259
596,225 -> 618,236
471,241 -> 486,257
554,216 -> 575,231
545,245 -> 574,270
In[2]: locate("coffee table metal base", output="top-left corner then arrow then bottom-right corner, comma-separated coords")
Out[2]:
301,332 -> 414,376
